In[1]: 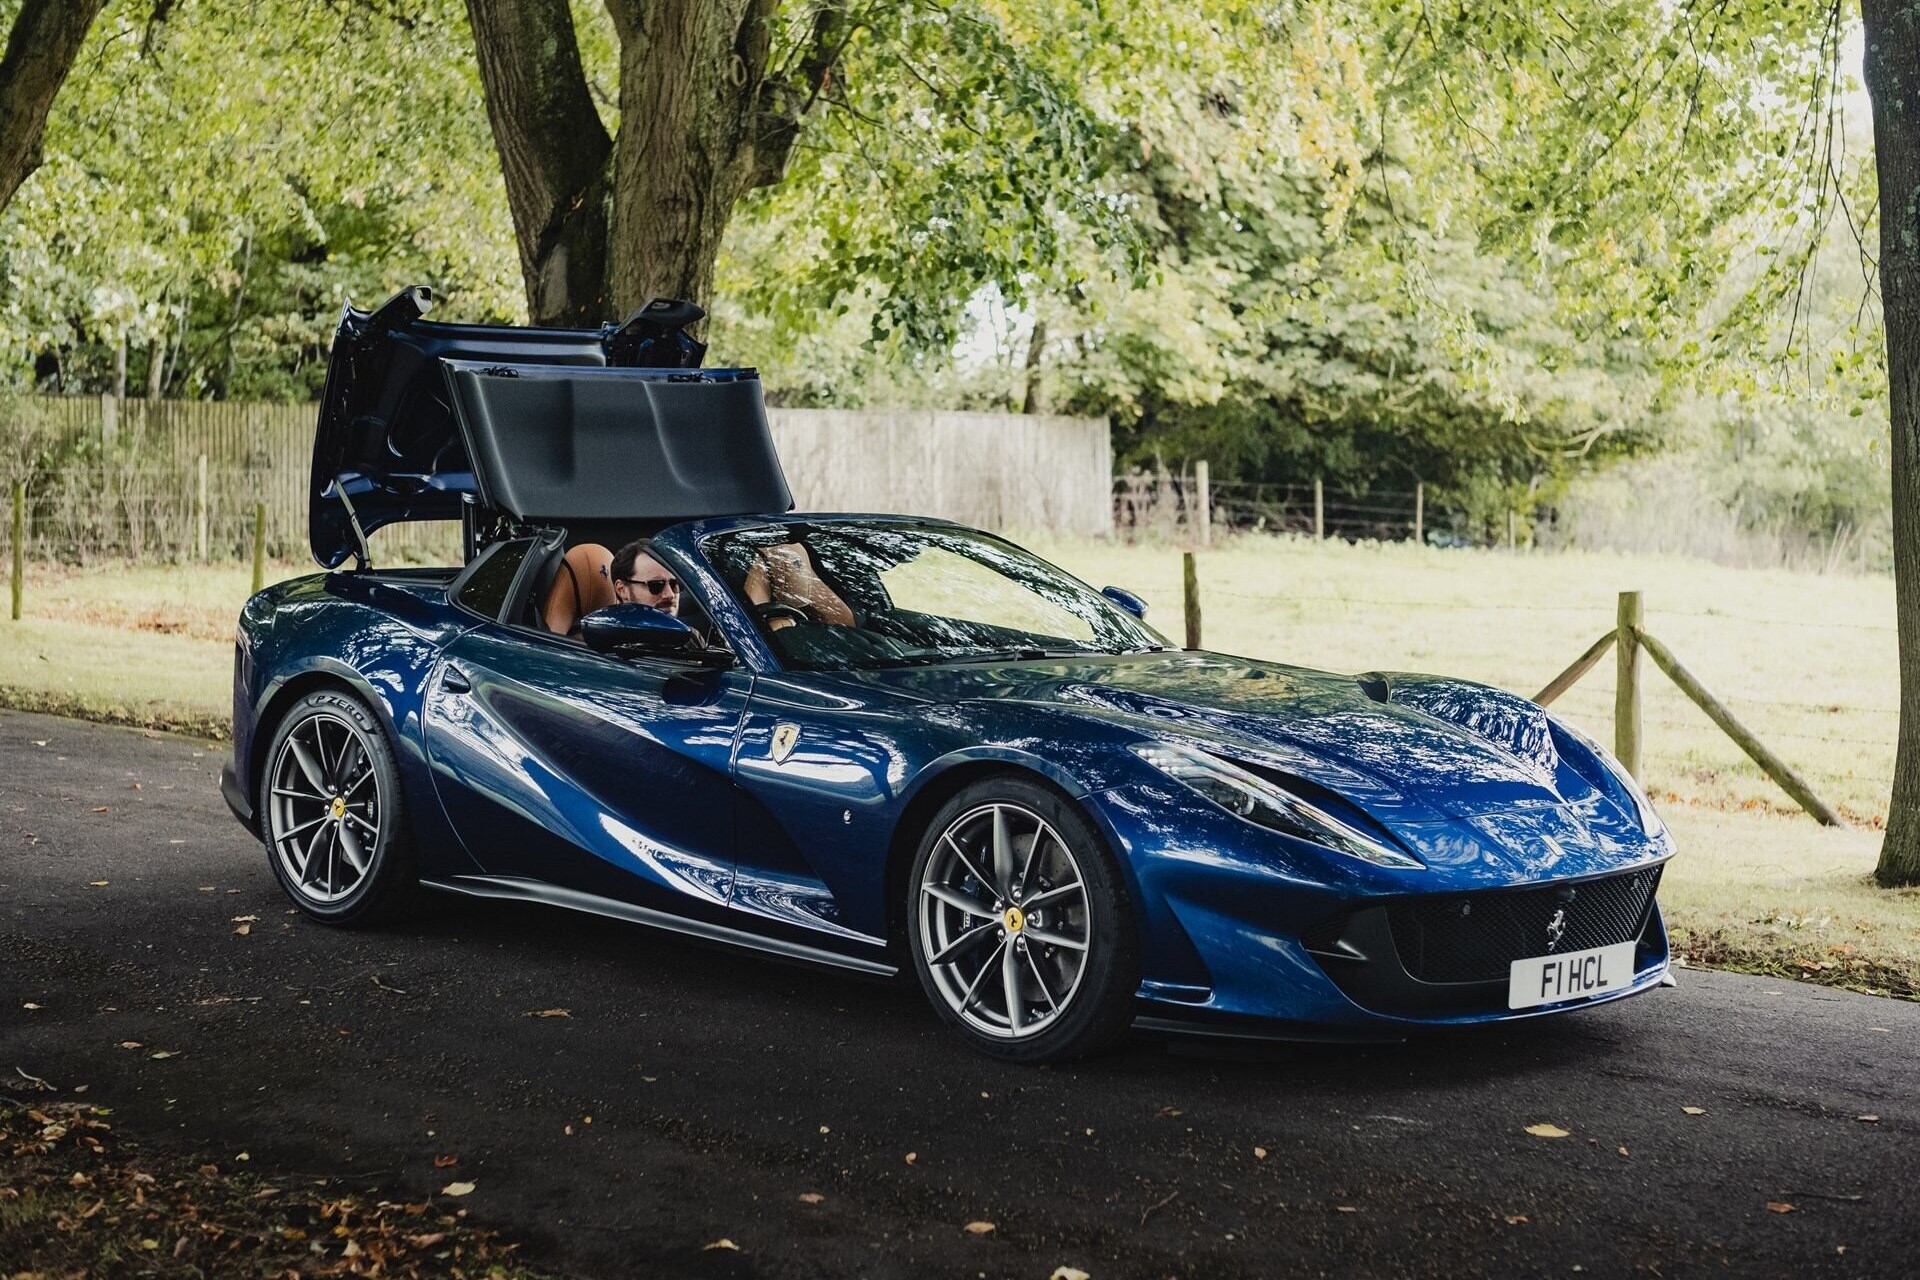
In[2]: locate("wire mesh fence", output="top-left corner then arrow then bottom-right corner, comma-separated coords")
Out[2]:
1113,472 -> 1427,543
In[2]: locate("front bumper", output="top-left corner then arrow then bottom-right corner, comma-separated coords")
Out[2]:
1086,783 -> 1674,1036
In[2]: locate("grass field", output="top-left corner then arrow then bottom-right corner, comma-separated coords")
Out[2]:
2,535 -> 1914,997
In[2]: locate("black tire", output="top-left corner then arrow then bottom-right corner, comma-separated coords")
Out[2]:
257,687 -> 419,926
906,774 -> 1139,1063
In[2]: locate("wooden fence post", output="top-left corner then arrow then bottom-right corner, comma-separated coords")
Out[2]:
1313,478 -> 1325,541
1507,509 -> 1517,551
1615,591 -> 1642,778
1182,551 -> 1202,649
251,501 -> 267,595
1194,459 -> 1211,548
1413,481 -> 1424,546
100,392 -> 118,447
195,454 -> 209,562
10,483 -> 23,622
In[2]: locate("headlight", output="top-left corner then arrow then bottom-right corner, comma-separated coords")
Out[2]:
1132,743 -> 1423,869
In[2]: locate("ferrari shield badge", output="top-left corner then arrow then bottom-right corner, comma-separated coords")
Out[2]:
770,722 -> 801,764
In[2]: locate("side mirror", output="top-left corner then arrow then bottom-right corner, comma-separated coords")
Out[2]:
1101,586 -> 1149,620
580,603 -> 715,662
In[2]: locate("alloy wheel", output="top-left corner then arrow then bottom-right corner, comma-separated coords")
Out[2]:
267,711 -> 381,904
916,802 -> 1092,1039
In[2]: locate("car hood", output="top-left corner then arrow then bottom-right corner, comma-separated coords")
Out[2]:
309,286 -> 790,568
836,650 -> 1605,825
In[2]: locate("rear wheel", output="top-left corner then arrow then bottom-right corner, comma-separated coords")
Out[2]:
258,688 -> 417,925
908,776 -> 1139,1062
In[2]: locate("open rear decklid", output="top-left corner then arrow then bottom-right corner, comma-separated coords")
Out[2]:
310,286 -> 792,568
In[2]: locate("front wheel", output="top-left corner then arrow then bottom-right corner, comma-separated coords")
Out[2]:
258,687 -> 418,925
907,777 -> 1139,1062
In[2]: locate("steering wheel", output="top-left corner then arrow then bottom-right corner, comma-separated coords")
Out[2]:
755,602 -> 814,629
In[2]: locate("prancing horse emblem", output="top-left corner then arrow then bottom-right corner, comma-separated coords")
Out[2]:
1545,907 -> 1568,952
770,723 -> 801,764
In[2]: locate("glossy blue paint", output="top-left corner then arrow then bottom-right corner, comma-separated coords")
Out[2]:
227,512 -> 1674,1038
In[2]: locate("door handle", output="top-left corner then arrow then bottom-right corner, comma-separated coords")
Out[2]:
442,665 -> 472,694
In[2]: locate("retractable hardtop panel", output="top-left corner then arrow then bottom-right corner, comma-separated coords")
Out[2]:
309,286 -> 792,568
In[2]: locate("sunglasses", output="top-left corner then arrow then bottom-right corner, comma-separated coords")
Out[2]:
623,576 -> 681,595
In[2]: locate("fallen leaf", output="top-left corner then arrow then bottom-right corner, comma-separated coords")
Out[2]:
116,1041 -> 143,1050
441,1181 -> 476,1197
22,1002 -> 41,1010
341,1239 -> 363,1259
1051,1269 -> 1092,1280
1618,1147 -> 1630,1157
905,1152 -> 917,1164
964,1220 -> 996,1234
198,1164 -> 218,1176
1335,1205 -> 1359,1214
31,739 -> 47,746
89,881 -> 109,888
1158,1106 -> 1183,1118
527,1008 -> 571,1019
1682,1106 -> 1708,1116
1524,1124 -> 1571,1138
233,924 -> 251,936
434,1154 -> 458,1168
1766,1201 -> 1795,1214
1856,1115 -> 1880,1123
818,1125 -> 830,1134
407,1232 -> 446,1248
1505,1214 -> 1530,1225
798,1192 -> 825,1204
130,783 -> 141,790
231,915 -> 258,923
703,1238 -> 739,1251
1253,1147 -> 1268,1160
91,806 -> 109,813
148,1050 -> 179,1060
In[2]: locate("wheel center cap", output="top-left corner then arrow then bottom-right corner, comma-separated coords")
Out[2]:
329,796 -> 346,820
1003,906 -> 1025,934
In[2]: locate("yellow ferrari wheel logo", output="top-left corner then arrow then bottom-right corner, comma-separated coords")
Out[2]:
329,796 -> 346,819
1003,906 -> 1025,934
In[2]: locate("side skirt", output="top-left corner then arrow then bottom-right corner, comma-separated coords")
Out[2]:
419,875 -> 899,978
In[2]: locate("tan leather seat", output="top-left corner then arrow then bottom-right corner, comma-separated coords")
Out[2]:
542,543 -> 616,636
743,542 -> 857,627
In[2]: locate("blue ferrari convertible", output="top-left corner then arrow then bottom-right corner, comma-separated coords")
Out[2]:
223,286 -> 1674,1061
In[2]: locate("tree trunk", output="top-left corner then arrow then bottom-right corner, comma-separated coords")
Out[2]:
1022,316 -> 1049,414
470,0 -> 842,324
0,0 -> 108,214
605,0 -> 775,313
465,0 -> 614,326
1864,0 -> 1920,887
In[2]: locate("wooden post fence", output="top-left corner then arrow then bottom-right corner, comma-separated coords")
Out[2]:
1182,551 -> 1202,650
1194,459 -> 1211,548
10,483 -> 22,622
1535,589 -> 1845,827
1413,481 -> 1424,546
1614,590 -> 1642,778
1313,478 -> 1325,541
251,501 -> 268,595
195,454 -> 209,562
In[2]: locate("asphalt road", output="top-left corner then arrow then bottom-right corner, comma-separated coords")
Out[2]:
3,708 -> 1917,1279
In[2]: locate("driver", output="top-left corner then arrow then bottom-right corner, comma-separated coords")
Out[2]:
610,539 -> 682,616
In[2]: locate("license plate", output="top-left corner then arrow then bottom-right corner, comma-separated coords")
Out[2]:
1507,942 -> 1638,1010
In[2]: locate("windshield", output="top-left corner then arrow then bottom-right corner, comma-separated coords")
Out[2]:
702,522 -> 1170,671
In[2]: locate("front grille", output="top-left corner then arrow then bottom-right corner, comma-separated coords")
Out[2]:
1386,866 -> 1664,984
